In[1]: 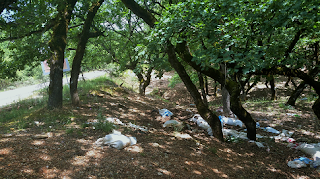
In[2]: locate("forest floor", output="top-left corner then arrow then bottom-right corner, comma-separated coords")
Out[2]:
0,72 -> 320,179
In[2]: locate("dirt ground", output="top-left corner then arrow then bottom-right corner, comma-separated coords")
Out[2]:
0,73 -> 320,179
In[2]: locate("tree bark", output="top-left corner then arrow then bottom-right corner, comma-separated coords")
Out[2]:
48,0 -> 77,109
136,66 -> 153,96
286,81 -> 307,106
198,72 -> 208,108
167,42 -> 223,141
176,41 -> 256,140
70,0 -> 104,106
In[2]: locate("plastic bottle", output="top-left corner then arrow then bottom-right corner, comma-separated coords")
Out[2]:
264,127 -> 280,134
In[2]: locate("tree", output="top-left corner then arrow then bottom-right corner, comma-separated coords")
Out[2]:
69,0 -> 105,106
47,0 -> 77,109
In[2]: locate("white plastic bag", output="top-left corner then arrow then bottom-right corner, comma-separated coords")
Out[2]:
190,114 -> 213,136
219,116 -> 243,127
95,130 -> 137,150
297,143 -> 320,161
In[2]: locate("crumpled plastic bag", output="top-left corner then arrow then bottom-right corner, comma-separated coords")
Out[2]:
95,130 -> 137,150
159,109 -> 173,117
219,116 -> 243,127
190,114 -> 213,136
288,160 -> 307,168
163,120 -> 184,131
297,143 -> 320,161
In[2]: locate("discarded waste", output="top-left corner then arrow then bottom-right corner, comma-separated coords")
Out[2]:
190,114 -> 213,136
297,143 -> 320,161
219,115 -> 243,127
288,160 -> 307,168
163,120 -> 184,131
95,130 -> 137,150
159,109 -> 173,117
263,127 -> 280,134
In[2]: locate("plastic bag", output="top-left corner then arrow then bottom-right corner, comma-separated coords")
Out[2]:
163,120 -> 184,131
219,116 -> 243,127
159,109 -> 173,117
95,130 -> 137,150
190,114 -> 213,136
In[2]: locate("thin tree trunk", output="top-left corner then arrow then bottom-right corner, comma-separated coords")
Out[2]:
198,72 -> 208,107
70,0 -> 104,106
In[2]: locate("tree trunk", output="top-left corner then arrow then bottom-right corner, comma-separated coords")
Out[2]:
167,42 -> 223,141
286,81 -> 307,106
220,63 -> 231,116
136,66 -> 153,96
312,97 -> 320,121
70,0 -> 104,106
204,75 -> 209,95
48,0 -> 77,110
175,41 -> 256,140
269,75 -> 276,100
226,80 -> 257,140
198,72 -> 208,107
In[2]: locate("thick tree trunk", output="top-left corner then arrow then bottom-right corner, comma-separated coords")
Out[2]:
136,66 -> 153,96
286,81 -> 307,106
70,0 -> 104,106
167,42 -> 223,141
48,0 -> 77,109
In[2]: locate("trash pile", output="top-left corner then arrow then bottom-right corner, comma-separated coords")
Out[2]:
190,113 -> 320,169
95,130 -> 137,150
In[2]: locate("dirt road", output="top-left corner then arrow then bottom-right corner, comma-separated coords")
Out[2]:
0,71 -> 107,108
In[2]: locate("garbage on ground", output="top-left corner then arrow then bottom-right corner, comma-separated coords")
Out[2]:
274,129 -> 295,143
287,157 -> 319,169
190,114 -> 213,136
219,115 -> 243,127
89,117 -> 149,132
286,113 -> 300,117
263,127 -> 280,134
159,109 -> 173,118
288,159 -> 308,168
162,120 -> 184,131
127,122 -> 148,132
95,130 -> 137,150
297,143 -> 320,161
248,140 -> 265,148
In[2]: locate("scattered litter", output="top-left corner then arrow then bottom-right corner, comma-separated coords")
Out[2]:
274,129 -> 295,142
190,114 -> 213,136
106,117 -> 124,125
249,140 -> 265,148
286,113 -> 300,117
127,122 -> 148,132
171,132 -> 192,139
297,143 -> 320,161
159,109 -> 173,118
95,130 -> 137,150
219,116 -> 243,127
288,159 -> 308,168
163,120 -> 184,131
263,127 -> 280,134
216,107 -> 223,112
300,97 -> 308,101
